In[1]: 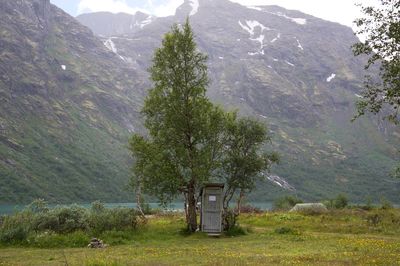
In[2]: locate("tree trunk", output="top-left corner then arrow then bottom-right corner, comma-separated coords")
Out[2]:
236,190 -> 245,215
135,178 -> 146,219
184,193 -> 189,225
187,183 -> 197,232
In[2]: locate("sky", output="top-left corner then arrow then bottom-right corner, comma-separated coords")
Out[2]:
50,0 -> 379,29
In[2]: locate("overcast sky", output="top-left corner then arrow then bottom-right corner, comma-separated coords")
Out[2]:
50,0 -> 379,29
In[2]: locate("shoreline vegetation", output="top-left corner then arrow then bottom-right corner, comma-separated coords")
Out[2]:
0,200 -> 399,265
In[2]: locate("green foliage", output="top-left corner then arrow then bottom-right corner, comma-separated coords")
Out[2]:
380,197 -> 394,210
333,194 -> 349,209
323,194 -> 349,209
0,211 -> 31,243
0,200 -> 138,246
221,114 -> 278,210
352,0 -> 400,122
225,224 -> 248,236
129,20 -> 226,227
273,196 -> 303,210
1,210 -> 400,264
238,204 -> 262,214
222,209 -> 239,231
130,20 -> 278,232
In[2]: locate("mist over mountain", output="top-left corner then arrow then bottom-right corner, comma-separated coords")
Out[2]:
1,0 -> 398,204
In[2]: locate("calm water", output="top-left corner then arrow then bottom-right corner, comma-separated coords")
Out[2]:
0,202 -> 273,215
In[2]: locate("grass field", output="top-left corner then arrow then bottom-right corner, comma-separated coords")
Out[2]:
1,208 -> 400,265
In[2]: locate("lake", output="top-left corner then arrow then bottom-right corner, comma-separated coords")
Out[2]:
0,202 -> 273,215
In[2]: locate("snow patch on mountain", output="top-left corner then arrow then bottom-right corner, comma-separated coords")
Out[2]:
238,20 -> 270,35
248,50 -> 264,56
189,0 -> 199,16
61,65 -> 66,70
260,11 -> 307,25
270,33 -> 281,43
104,38 -> 125,61
247,6 -> 262,11
129,14 -> 154,30
285,61 -> 295,66
273,12 -> 307,25
138,15 -> 153,28
239,20 -> 272,56
296,38 -> 304,50
104,38 -> 117,53
250,34 -> 265,48
265,174 -> 296,191
326,73 -> 336,82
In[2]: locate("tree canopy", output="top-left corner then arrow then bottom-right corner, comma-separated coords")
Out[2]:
352,0 -> 400,123
129,20 -> 277,232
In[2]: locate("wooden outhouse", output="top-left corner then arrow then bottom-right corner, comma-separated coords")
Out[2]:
200,183 -> 224,234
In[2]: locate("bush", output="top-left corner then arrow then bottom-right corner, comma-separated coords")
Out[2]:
334,194 -> 348,209
0,200 -> 138,246
0,210 -> 32,243
366,213 -> 381,226
225,225 -> 248,236
323,194 -> 349,209
27,199 -> 49,213
0,225 -> 29,243
380,198 -> 393,210
222,209 -> 238,231
290,203 -> 328,215
88,202 -> 137,234
273,196 -> 303,210
237,204 -> 263,214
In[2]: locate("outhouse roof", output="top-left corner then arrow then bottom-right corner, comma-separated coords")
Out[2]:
202,183 -> 224,188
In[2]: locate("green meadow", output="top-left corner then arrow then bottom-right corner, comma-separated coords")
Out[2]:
1,208 -> 400,265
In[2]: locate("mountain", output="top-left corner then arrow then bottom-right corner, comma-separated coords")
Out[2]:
77,0 -> 400,202
0,0 -> 398,204
0,0 -> 146,203
76,11 -> 155,37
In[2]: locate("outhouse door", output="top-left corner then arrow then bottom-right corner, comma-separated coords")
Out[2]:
201,185 -> 223,233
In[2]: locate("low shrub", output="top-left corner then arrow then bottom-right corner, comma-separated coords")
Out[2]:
273,196 -> 303,210
222,209 -> 238,231
380,198 -> 393,210
238,204 -> 263,214
0,200 -> 138,246
366,213 -> 381,226
290,203 -> 328,215
88,202 -> 137,234
334,194 -> 348,209
225,225 -> 248,236
0,210 -> 32,244
323,194 -> 349,209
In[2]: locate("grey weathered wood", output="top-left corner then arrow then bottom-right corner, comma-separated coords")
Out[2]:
200,183 -> 224,234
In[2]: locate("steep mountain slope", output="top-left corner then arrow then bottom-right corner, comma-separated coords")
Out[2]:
76,11 -> 155,37
0,0 -> 146,203
77,0 -> 400,202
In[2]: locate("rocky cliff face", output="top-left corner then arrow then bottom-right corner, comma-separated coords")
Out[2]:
0,0 -> 146,203
77,0 -> 400,202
